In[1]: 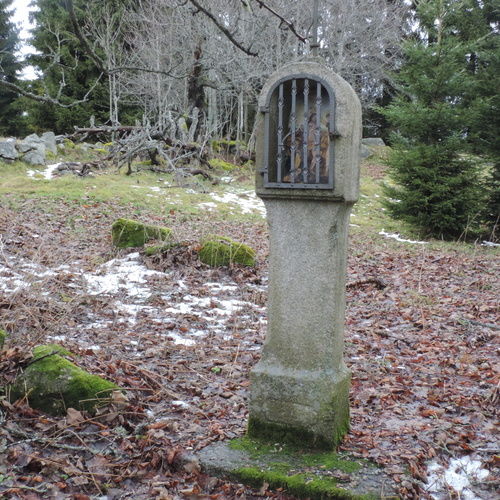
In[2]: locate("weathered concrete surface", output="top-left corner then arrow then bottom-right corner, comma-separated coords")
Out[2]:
197,441 -> 399,499
249,200 -> 352,448
250,58 -> 361,449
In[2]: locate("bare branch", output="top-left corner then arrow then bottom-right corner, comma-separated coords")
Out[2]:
0,76 -> 103,108
251,0 -> 307,43
64,0 -> 106,73
186,0 -> 258,57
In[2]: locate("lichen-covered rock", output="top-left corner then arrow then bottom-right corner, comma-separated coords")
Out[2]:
0,329 -> 7,350
199,235 -> 256,267
9,344 -> 119,415
112,218 -> 172,248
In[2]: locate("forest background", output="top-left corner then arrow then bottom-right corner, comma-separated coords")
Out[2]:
0,0 -> 498,238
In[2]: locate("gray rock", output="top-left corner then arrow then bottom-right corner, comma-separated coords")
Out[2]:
22,146 -> 47,166
18,134 -> 47,165
0,138 -> 18,160
41,131 -> 57,154
360,144 -> 373,159
362,137 -> 385,147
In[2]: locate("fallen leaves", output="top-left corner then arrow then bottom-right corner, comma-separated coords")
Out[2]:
0,195 -> 497,499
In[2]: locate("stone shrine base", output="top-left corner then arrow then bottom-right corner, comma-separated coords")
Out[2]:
249,363 -> 351,449
197,438 -> 399,500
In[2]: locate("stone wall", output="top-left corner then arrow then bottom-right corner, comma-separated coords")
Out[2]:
0,132 -> 58,166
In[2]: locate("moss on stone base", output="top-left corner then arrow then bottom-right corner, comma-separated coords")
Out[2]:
229,437 -> 362,474
234,467 -> 374,500
199,235 -> 256,267
0,329 -> 7,350
112,218 -> 172,248
9,344 -> 119,415
247,415 -> 349,451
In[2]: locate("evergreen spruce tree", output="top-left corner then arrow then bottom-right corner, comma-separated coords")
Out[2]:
27,0 -> 109,133
458,0 -> 499,239
381,0 -> 488,239
0,0 -> 22,135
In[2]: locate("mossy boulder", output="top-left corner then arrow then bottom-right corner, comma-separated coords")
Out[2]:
0,329 -> 7,350
211,139 -> 246,154
9,344 -> 119,416
199,235 -> 256,267
112,218 -> 172,248
209,158 -> 239,171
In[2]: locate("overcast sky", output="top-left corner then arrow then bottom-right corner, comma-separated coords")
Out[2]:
11,0 -> 37,78
12,0 -> 36,55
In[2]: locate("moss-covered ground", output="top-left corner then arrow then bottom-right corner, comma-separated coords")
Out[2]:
198,438 -> 396,499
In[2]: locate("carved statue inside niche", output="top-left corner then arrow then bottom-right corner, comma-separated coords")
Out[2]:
281,88 -> 330,184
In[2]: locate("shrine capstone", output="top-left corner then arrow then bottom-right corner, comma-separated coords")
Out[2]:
249,59 -> 361,449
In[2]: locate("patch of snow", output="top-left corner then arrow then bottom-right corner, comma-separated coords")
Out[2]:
379,230 -> 427,245
425,456 -> 490,500
220,176 -> 233,183
171,400 -> 190,408
165,303 -> 200,315
198,202 -> 218,210
85,252 -> 164,298
177,280 -> 187,290
27,163 -> 62,180
47,335 -> 67,342
205,282 -> 238,292
209,190 -> 266,216
166,333 -> 196,346
482,241 -> 499,247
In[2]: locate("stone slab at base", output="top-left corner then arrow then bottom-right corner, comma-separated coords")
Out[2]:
197,439 -> 399,500
249,363 -> 351,449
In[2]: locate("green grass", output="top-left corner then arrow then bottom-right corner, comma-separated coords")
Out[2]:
0,161 -> 257,222
1,153 -> 498,254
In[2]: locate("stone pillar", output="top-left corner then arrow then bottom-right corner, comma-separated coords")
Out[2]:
249,60 -> 361,449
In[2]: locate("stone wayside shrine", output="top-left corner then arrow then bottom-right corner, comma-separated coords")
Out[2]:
198,51 -> 398,500
249,59 -> 361,448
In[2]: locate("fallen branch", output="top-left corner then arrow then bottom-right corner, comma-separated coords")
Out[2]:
347,277 -> 388,290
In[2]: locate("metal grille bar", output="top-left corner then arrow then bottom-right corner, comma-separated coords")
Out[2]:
261,74 -> 335,190
290,79 -> 297,183
277,83 -> 284,183
302,79 -> 309,183
315,81 -> 322,184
